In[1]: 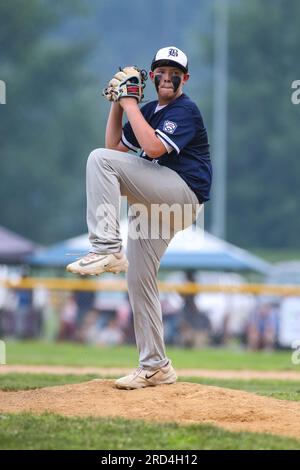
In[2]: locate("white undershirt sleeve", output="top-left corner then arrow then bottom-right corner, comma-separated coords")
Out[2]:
156,134 -> 173,154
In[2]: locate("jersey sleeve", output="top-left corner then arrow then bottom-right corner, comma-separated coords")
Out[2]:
121,121 -> 140,153
154,106 -> 196,155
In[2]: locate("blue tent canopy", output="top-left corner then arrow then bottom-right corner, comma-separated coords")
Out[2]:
28,221 -> 270,274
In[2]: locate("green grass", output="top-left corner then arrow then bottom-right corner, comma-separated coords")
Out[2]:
1,374 -> 300,449
0,413 -> 299,450
0,373 -> 99,391
4,340 -> 298,371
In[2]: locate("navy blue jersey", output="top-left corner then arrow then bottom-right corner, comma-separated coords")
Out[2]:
121,93 -> 212,203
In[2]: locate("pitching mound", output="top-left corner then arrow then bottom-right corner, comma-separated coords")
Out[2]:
1,380 -> 300,440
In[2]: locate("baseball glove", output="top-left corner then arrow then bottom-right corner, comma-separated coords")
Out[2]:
102,66 -> 147,103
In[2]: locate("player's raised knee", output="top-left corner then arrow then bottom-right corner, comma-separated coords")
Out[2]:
87,148 -> 107,168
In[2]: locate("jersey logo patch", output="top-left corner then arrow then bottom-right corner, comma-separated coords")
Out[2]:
163,120 -> 177,134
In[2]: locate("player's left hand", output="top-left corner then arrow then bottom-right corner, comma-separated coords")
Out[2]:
102,66 -> 147,103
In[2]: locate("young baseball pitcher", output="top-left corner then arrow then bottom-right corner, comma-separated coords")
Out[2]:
67,46 -> 212,389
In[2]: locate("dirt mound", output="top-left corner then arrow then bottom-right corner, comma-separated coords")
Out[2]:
0,380 -> 300,440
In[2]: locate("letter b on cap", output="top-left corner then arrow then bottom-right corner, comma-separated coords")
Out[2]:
168,48 -> 178,57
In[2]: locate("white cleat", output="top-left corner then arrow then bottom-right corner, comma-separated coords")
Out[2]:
66,250 -> 129,276
115,362 -> 177,390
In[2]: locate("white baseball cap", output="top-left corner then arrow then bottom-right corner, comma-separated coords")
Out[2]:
151,46 -> 188,73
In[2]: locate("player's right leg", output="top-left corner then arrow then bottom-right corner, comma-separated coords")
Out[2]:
66,147 -> 200,278
67,148 -> 129,275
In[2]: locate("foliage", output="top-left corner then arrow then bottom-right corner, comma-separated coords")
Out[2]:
227,0 -> 300,248
0,0 -> 101,243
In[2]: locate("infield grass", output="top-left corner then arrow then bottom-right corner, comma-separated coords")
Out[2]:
4,340 -> 297,371
0,373 -> 99,391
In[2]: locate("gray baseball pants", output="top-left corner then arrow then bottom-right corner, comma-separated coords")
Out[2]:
86,148 -> 200,370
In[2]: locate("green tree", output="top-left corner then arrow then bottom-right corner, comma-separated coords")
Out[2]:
227,0 -> 300,248
0,0 -> 103,243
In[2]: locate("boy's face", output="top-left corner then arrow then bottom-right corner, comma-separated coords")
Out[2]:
150,66 -> 189,103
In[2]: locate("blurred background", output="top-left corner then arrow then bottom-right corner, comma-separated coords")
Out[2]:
1,0 -> 300,354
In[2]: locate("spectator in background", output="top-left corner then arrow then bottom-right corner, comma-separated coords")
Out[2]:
95,316 -> 124,346
58,294 -> 78,341
0,289 -> 17,337
179,271 -> 212,348
75,308 -> 100,343
14,287 -> 33,338
161,293 -> 182,345
76,308 -> 124,346
179,295 -> 212,348
247,301 -> 279,350
12,267 -> 42,339
73,290 -> 95,324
